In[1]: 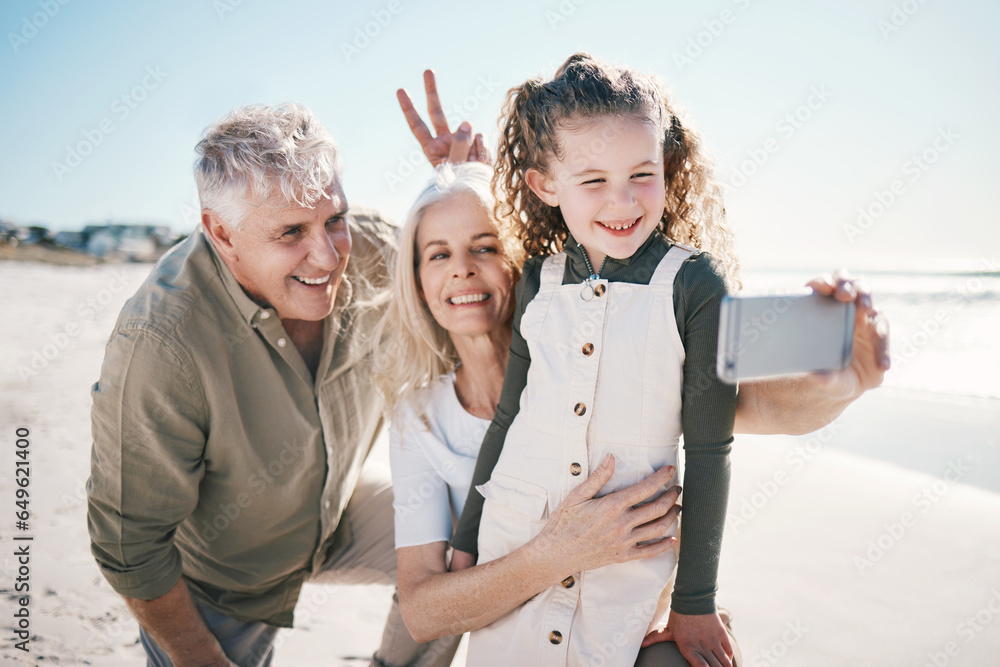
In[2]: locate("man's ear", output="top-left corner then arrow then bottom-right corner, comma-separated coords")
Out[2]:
525,168 -> 559,207
202,209 -> 237,260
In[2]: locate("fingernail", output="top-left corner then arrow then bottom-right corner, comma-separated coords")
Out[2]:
459,121 -> 471,133
671,485 -> 683,495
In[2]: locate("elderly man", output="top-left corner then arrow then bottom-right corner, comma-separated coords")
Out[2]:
87,103 -> 462,667
88,86 -> 888,667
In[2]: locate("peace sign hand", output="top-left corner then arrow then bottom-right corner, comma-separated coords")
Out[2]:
397,69 -> 490,166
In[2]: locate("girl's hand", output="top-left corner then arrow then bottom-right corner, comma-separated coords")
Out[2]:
396,69 -> 489,166
660,610 -> 733,667
449,549 -> 476,572
531,455 -> 682,575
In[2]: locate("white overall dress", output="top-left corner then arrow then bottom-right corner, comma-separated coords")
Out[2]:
468,244 -> 693,667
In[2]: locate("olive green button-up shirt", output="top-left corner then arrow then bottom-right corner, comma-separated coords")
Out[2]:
87,209 -> 395,627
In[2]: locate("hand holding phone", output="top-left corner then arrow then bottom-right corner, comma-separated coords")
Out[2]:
716,291 -> 855,384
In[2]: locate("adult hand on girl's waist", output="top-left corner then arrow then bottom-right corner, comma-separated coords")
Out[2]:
529,454 -> 682,576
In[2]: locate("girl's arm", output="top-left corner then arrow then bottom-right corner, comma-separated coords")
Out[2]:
667,252 -> 737,667
397,457 -> 682,643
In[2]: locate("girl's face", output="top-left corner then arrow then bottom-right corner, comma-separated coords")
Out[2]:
416,193 -> 515,340
526,115 -> 666,269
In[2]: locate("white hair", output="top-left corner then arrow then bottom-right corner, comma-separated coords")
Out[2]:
194,103 -> 342,229
372,162 -> 523,418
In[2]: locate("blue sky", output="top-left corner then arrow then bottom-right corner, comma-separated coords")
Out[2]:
1,0 -> 996,270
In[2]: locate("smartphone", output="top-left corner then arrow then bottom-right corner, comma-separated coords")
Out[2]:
716,291 -> 855,384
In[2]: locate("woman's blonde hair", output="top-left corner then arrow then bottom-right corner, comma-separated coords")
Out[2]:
493,53 -> 740,288
373,162 -> 523,418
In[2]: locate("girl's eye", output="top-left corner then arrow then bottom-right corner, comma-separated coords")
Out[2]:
632,172 -> 655,179
429,252 -> 449,261
475,246 -> 499,254
582,178 -> 605,185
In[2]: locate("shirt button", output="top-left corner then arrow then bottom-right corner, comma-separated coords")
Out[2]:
573,402 -> 586,416
549,630 -> 563,645
561,575 -> 575,588
277,338 -> 287,348
594,283 -> 606,297
582,342 -> 594,356
570,462 -> 582,476
260,311 -> 271,320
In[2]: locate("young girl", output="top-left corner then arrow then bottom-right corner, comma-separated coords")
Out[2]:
450,53 -> 741,666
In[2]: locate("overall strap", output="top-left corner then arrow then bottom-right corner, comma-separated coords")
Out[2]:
651,243 -> 696,287
538,252 -> 568,290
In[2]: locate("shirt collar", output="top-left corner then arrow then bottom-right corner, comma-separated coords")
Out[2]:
562,230 -> 664,277
200,227 -> 276,326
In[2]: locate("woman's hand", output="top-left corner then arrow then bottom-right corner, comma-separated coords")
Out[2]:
531,454 -> 682,575
397,69 -> 489,166
805,269 -> 890,399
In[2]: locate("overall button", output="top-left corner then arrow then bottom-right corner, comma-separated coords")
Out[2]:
549,630 -> 563,645
277,338 -> 287,348
561,575 -> 575,588
570,462 -> 582,476
582,342 -> 594,356
573,402 -> 586,416
594,283 -> 606,297
260,311 -> 271,320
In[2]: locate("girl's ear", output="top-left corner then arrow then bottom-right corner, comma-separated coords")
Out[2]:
525,168 -> 559,207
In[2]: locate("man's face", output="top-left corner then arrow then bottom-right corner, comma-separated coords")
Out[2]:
224,179 -> 352,322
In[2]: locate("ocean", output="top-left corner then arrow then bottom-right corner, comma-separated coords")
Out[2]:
741,265 -> 1000,400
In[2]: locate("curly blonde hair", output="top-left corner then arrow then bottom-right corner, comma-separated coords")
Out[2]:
493,53 -> 740,288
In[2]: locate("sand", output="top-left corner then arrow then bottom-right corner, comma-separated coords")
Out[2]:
2,260 -> 997,666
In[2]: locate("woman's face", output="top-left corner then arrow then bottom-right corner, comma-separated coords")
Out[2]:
416,193 -> 515,340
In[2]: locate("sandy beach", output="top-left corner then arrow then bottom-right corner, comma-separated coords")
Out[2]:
2,260 -> 998,666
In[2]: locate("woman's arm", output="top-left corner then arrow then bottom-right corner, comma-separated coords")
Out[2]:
397,457 -> 682,643
734,271 -> 890,435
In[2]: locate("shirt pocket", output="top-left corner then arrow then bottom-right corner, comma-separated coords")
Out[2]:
476,473 -> 549,565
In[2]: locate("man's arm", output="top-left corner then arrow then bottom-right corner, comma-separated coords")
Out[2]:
124,580 -> 235,667
734,271 -> 890,435
88,328 -> 220,665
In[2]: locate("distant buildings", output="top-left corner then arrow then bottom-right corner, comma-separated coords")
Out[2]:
1,219 -> 182,262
